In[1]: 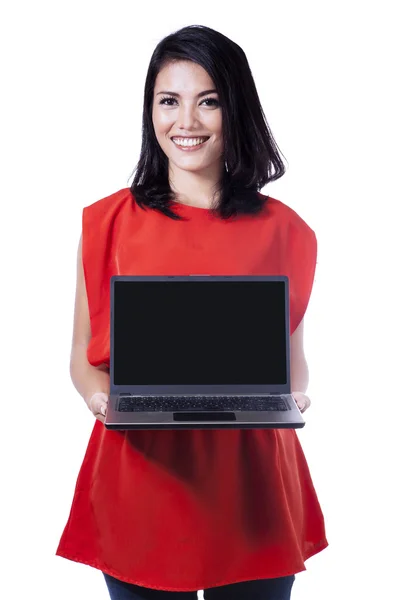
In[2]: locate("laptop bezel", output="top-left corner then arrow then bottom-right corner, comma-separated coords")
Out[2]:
109,275 -> 292,396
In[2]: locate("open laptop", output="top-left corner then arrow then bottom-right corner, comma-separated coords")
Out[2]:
105,275 -> 305,430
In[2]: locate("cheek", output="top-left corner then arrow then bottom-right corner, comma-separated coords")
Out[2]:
210,116 -> 223,138
153,110 -> 173,132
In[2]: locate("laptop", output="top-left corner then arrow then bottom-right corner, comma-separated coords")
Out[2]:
105,275 -> 305,430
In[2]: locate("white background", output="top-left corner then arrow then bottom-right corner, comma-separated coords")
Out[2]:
1,1 -> 399,598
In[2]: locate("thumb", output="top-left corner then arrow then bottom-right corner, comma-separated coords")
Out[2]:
88,392 -> 109,414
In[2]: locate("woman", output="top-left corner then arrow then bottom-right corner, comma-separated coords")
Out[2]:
56,24 -> 328,600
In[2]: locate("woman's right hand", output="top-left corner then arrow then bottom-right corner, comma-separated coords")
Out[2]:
86,392 -> 109,423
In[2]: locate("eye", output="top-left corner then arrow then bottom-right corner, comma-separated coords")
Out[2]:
159,96 -> 220,107
202,98 -> 220,107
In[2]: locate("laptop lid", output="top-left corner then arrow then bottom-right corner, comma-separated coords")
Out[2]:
110,275 -> 292,396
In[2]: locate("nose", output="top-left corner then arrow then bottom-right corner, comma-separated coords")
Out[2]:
176,104 -> 199,131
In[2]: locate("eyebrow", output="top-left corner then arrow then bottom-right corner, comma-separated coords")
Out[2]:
156,89 -> 218,98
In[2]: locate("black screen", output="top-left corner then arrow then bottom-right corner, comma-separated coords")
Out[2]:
113,281 -> 287,386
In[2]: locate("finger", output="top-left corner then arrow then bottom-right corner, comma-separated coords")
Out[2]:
95,400 -> 108,420
88,393 -> 108,415
93,402 -> 107,418
95,402 -> 107,416
299,398 -> 311,413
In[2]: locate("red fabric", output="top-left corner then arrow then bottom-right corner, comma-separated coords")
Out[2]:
56,188 -> 328,591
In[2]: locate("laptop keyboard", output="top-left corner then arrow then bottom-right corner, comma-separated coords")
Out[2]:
117,395 -> 289,412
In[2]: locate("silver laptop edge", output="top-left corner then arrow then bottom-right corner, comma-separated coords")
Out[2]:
105,275 -> 304,430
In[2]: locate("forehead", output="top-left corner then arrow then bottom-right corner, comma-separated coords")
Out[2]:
154,61 -> 215,92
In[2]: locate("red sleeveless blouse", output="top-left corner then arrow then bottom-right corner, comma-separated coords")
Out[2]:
56,188 -> 328,591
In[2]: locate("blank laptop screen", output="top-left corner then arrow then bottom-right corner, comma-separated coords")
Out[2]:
113,281 -> 288,386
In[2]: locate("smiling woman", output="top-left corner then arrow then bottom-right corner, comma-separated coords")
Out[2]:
56,24 -> 327,600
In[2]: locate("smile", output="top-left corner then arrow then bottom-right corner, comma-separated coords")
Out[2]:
171,136 -> 210,150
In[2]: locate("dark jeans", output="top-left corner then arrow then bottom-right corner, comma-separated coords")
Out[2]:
103,573 -> 295,600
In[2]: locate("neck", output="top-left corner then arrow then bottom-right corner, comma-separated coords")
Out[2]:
169,162 -> 223,209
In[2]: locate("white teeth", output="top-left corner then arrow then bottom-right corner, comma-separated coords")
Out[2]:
172,137 -> 208,147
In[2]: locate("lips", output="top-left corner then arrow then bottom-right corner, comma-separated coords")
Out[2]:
171,136 -> 210,146
170,136 -> 210,150
171,136 -> 210,141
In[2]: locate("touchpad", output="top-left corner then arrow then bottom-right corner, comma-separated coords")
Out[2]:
173,412 -> 236,421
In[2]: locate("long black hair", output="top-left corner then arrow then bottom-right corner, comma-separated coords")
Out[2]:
129,25 -> 287,220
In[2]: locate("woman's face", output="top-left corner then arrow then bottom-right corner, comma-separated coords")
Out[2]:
152,60 -> 224,174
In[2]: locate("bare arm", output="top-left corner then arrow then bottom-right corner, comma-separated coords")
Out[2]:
69,233 -> 110,409
290,317 -> 309,394
70,345 -> 110,406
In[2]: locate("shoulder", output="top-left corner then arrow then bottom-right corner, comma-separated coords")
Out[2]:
260,194 -> 315,236
83,187 -> 134,218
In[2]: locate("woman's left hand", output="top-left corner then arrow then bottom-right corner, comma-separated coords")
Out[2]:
292,391 -> 311,413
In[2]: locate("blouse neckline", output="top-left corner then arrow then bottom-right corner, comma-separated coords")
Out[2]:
170,200 -> 213,211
